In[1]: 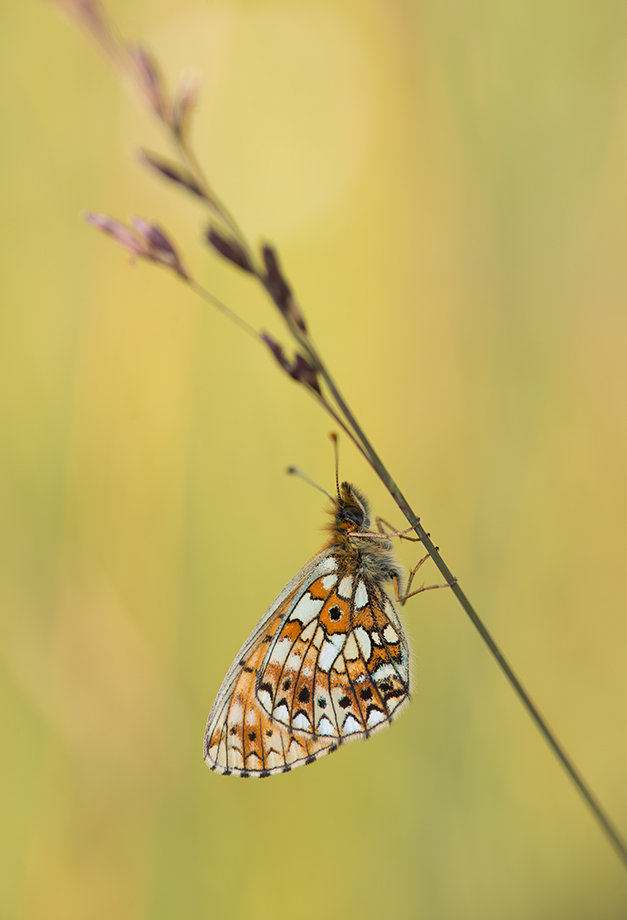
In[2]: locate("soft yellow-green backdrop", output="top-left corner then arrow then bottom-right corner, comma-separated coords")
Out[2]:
2,1 -> 627,918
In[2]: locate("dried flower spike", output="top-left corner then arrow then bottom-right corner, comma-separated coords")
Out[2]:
261,334 -> 321,394
138,149 -> 204,200
206,227 -> 253,273
129,43 -> 169,123
82,210 -> 152,258
261,244 -> 307,333
173,69 -> 201,142
48,0 -> 123,64
132,217 -> 189,280
82,210 -> 189,280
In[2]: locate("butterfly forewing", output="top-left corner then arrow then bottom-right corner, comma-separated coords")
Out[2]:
204,553 -> 343,776
204,626 -> 339,776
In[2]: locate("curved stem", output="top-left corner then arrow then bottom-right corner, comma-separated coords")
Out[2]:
313,356 -> 627,870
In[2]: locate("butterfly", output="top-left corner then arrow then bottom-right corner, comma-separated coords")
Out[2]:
204,480 -> 424,777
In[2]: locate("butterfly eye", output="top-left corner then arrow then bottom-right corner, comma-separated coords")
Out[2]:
340,505 -> 364,527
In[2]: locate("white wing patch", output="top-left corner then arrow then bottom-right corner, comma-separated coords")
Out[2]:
318,639 -> 342,672
274,703 -> 290,723
338,575 -> 353,598
289,592 -> 324,625
293,712 -> 311,731
318,556 -> 338,574
300,620 -> 317,642
343,632 -> 360,660
317,716 -> 336,736
343,714 -> 362,735
367,708 -> 386,728
354,580 -> 368,609
383,624 -> 399,643
354,626 -> 372,660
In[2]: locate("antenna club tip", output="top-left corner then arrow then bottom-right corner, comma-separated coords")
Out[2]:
286,466 -> 297,475
329,431 -> 338,443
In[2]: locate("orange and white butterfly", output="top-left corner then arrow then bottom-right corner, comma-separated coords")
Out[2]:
204,481 -> 414,777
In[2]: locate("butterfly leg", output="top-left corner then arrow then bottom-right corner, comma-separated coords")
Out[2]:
375,516 -> 422,543
351,518 -> 424,544
393,555 -> 456,605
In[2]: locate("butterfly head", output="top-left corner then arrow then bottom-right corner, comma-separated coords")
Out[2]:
326,481 -> 401,584
335,481 -> 371,533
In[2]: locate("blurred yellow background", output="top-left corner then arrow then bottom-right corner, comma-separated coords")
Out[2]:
2,0 -> 627,917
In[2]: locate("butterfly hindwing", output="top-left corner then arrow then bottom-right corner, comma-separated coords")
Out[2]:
255,560 -> 410,743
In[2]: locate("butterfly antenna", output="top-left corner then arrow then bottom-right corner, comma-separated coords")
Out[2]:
287,466 -> 334,501
329,432 -> 341,501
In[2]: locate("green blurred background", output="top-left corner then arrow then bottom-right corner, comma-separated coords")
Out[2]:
2,0 -> 627,917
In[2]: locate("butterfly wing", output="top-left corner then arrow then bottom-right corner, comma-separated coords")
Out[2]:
204,551 -> 342,776
256,565 -> 410,744
204,550 -> 411,777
